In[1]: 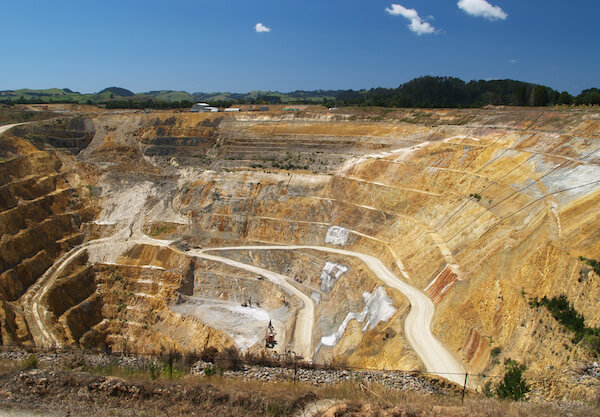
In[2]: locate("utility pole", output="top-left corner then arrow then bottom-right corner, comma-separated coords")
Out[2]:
293,359 -> 297,387
462,373 -> 469,405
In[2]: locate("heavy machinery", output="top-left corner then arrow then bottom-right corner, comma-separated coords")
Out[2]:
265,320 -> 277,349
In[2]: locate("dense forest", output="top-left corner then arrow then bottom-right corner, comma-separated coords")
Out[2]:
326,77 -> 599,108
1,77 -> 598,109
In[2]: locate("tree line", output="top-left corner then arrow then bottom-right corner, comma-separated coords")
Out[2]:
325,77 -> 599,108
3,77 -> 598,109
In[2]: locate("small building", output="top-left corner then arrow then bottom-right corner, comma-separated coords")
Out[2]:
224,108 -> 241,112
190,103 -> 209,112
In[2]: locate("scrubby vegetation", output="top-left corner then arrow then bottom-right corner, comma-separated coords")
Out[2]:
22,354 -> 39,369
148,223 -> 176,237
495,359 -> 530,401
580,256 -> 600,276
530,294 -> 600,356
1,347 -> 594,416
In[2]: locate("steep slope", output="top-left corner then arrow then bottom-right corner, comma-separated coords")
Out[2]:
0,121 -> 95,345
1,106 -> 599,400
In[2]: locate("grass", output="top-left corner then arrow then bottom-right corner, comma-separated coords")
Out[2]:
1,349 -> 597,417
149,223 -> 176,237
0,359 -> 25,374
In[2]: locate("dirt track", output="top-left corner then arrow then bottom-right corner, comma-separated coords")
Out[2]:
0,123 -> 25,136
180,249 -> 315,360
201,245 -> 467,386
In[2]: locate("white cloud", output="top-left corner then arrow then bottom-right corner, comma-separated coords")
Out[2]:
385,4 -> 436,35
457,0 -> 507,21
255,23 -> 271,33
509,58 -> 517,64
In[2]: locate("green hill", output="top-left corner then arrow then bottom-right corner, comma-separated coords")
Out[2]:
0,78 -> 597,108
98,87 -> 135,97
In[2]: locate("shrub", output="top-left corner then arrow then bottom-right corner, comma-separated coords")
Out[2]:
22,354 -> 39,369
203,365 -> 217,376
182,350 -> 201,371
159,349 -> 181,380
490,346 -> 502,358
148,361 -> 161,380
216,346 -> 243,371
483,380 -> 494,398
200,346 -> 219,363
530,293 -> 600,356
495,359 -> 530,401
580,256 -> 600,276
469,193 -> 482,201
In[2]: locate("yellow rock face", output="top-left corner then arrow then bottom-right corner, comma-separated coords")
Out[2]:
1,106 -> 599,399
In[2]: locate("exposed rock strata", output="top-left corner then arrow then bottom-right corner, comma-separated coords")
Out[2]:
1,106 -> 599,400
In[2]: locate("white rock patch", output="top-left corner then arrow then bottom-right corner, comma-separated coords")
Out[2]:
320,287 -> 396,347
171,296 -> 275,351
320,262 -> 349,292
541,164 -> 600,204
95,182 -> 155,226
311,291 -> 321,306
325,226 -> 349,246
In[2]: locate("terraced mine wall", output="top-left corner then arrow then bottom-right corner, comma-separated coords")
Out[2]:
1,106 -> 599,400
0,120 -> 98,346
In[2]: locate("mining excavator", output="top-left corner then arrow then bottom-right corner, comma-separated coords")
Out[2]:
265,320 -> 277,348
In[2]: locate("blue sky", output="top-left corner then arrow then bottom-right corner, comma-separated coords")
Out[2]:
1,0 -> 598,94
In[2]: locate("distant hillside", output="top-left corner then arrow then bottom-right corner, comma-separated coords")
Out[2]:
147,90 -> 195,102
0,78 -> 597,108
98,87 -> 134,97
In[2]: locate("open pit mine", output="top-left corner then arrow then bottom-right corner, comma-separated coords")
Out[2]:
1,104 -> 599,400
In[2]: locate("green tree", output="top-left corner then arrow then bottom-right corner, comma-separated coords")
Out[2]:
533,86 -> 549,106
576,88 -> 600,105
512,85 -> 528,106
557,91 -> 574,105
495,359 -> 530,401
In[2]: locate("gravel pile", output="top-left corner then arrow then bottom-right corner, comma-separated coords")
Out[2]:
191,361 -> 447,394
1,349 -> 452,395
582,362 -> 600,379
0,349 -> 152,371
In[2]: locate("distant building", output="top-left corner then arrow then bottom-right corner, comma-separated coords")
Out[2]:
224,108 -> 241,112
190,103 -> 209,112
258,106 -> 270,112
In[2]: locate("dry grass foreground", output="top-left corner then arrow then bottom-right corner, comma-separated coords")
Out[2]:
0,355 -> 598,417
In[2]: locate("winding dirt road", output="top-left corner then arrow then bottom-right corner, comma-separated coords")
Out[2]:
21,237 -> 114,347
17,188 -> 463,382
20,224 -> 316,360
183,249 -> 315,360
200,245 -> 467,385
0,123 -> 24,136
